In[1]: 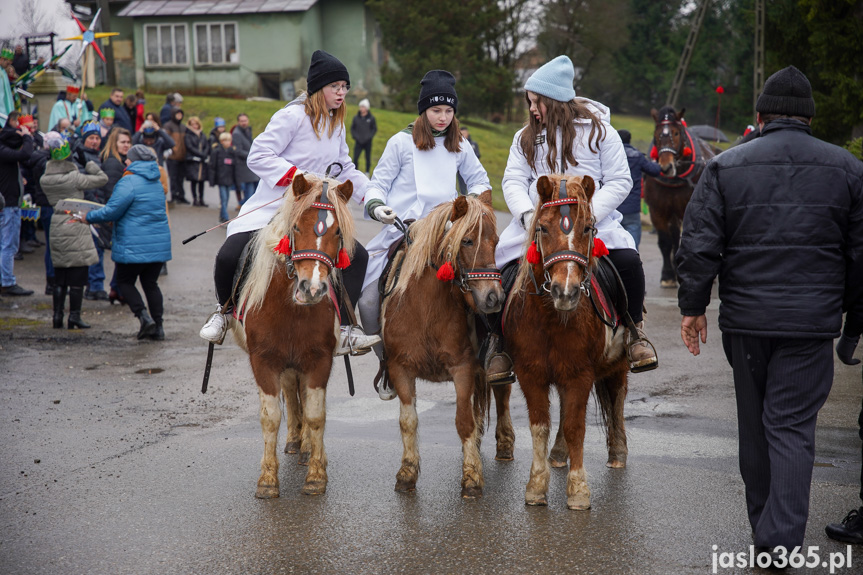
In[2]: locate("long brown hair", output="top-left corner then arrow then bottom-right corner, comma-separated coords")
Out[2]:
412,111 -> 462,153
100,127 -> 132,163
303,90 -> 346,140
519,94 -> 605,173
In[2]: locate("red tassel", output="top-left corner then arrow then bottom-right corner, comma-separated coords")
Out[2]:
683,147 -> 692,157
274,235 -> 291,255
336,248 -> 351,269
592,237 -> 609,258
436,261 -> 455,282
650,147 -> 658,160
526,241 -> 541,265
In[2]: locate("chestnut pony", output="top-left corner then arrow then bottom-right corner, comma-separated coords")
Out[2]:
503,174 -> 629,510
232,173 -> 355,498
643,105 -> 716,287
381,190 -> 511,498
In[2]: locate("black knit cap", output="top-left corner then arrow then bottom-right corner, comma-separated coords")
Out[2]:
617,129 -> 631,144
307,50 -> 350,96
417,70 -> 458,115
756,65 -> 815,118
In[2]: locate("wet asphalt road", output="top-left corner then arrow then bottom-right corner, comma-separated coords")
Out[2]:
1,185 -> 862,575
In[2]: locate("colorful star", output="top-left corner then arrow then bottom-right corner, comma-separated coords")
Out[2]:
61,8 -> 119,62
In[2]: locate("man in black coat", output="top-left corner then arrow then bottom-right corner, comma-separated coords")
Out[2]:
98,88 -> 132,131
676,66 -> 863,559
0,113 -> 35,296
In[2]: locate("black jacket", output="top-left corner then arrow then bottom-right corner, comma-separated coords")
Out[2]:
99,99 -> 132,131
97,156 -> 127,204
184,130 -> 209,182
350,112 -> 377,145
208,143 -> 240,187
231,125 -> 258,183
676,119 -> 863,339
621,143 -> 661,215
0,127 -> 34,207
26,150 -> 51,207
132,130 -> 176,166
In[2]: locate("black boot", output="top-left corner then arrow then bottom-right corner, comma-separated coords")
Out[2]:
149,320 -> 165,341
45,276 -> 55,296
67,286 -> 91,329
52,285 -> 67,329
137,309 -> 157,339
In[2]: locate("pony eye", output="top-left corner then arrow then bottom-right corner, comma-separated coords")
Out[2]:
536,225 -> 548,235
461,238 -> 473,247
334,227 -> 341,236
583,226 -> 592,235
292,225 -> 300,233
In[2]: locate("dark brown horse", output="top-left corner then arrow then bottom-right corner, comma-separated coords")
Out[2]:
643,105 -> 717,287
232,174 -> 355,498
381,191 -> 511,498
504,174 -> 629,510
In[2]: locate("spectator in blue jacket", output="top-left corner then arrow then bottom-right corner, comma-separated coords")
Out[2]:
82,145 -> 172,340
618,129 -> 661,249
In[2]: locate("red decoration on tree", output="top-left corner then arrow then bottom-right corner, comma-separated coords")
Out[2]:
436,261 -> 455,281
715,85 -> 725,94
526,241 -> 542,265
336,248 -> 351,269
650,147 -> 658,160
683,147 -> 692,157
274,235 -> 291,255
592,237 -> 609,258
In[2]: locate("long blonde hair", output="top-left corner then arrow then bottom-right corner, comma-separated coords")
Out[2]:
100,127 -> 132,163
303,90 -> 346,140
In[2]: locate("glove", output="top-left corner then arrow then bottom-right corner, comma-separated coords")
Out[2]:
836,332 -> 861,365
373,205 -> 397,225
518,209 -> 534,230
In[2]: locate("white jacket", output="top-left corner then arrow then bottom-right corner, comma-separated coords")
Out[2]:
362,130 -> 491,291
495,99 -> 634,268
227,98 -> 369,236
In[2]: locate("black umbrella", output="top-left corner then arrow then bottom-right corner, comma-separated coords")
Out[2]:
687,124 -> 730,142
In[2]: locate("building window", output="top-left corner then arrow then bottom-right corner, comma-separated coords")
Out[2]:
144,24 -> 188,67
195,22 -> 239,66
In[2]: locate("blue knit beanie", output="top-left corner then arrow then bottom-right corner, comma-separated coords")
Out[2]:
524,55 -> 576,102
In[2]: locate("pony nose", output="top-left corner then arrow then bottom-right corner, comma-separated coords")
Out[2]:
485,289 -> 500,312
550,283 -> 580,310
298,278 -> 328,300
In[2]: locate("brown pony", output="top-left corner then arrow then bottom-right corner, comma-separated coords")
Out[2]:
232,173 -> 355,498
504,174 -> 629,510
643,105 -> 717,287
381,190 -> 511,498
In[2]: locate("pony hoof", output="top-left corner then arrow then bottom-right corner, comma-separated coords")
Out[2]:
255,485 -> 280,499
566,495 -> 591,510
495,448 -> 514,461
298,451 -> 310,466
606,458 -> 626,469
461,486 -> 483,499
549,457 -> 568,468
660,279 -> 678,288
301,481 -> 327,496
285,441 -> 301,454
525,493 -> 548,506
394,479 -> 417,493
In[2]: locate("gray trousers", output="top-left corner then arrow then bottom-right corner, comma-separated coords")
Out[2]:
722,333 -> 833,549
358,283 -> 384,360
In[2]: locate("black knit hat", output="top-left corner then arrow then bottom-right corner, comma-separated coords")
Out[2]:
756,65 -> 815,118
417,70 -> 458,115
617,129 -> 631,144
307,50 -> 350,96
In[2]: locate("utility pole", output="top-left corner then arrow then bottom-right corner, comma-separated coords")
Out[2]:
96,0 -> 116,86
666,0 -> 710,109
753,0 -> 765,121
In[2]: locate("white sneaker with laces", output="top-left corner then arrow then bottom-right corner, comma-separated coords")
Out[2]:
199,306 -> 228,344
334,325 -> 381,356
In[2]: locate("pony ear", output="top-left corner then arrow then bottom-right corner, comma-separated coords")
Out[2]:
451,196 -> 468,221
580,175 -> 595,202
478,189 -> 492,206
678,107 -> 686,120
650,108 -> 659,123
292,173 -> 309,198
335,180 -> 353,203
536,175 -> 555,204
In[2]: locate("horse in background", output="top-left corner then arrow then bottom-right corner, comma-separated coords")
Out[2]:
232,174 -> 355,498
380,191 -> 511,499
643,105 -> 718,287
504,174 -> 629,510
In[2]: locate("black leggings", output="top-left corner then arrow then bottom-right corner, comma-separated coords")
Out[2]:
213,232 -> 369,326
54,266 -> 88,288
116,262 -> 164,322
606,248 -> 645,324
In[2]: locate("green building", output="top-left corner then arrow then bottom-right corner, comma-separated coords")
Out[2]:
72,0 -> 386,101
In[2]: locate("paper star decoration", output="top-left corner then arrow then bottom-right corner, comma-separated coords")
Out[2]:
62,8 -> 119,62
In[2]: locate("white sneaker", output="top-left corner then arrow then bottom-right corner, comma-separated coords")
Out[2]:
199,306 -> 228,344
334,325 -> 381,356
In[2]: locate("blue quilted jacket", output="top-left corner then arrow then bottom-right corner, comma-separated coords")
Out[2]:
87,161 -> 172,264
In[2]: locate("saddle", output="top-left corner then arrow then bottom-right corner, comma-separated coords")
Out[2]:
377,220 -> 415,300
227,239 -> 255,320
590,255 -> 628,332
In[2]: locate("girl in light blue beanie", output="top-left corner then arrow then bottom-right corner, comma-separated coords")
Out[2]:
486,54 -> 658,380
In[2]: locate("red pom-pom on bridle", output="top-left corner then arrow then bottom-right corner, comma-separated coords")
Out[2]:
526,241 -> 541,265
274,235 -> 291,255
592,237 -> 609,258
436,261 -> 455,282
650,147 -> 658,160
335,248 -> 351,269
682,146 -> 692,157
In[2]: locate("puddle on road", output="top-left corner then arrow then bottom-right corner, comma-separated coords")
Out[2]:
135,367 -> 165,375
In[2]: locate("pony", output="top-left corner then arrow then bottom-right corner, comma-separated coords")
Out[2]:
503,174 -> 629,510
232,173 -> 355,498
643,105 -> 717,287
380,190 -> 511,498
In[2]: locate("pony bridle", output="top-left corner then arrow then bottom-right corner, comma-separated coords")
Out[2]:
655,113 -> 682,157
445,211 -> 501,293
535,179 -> 596,296
286,163 -> 344,276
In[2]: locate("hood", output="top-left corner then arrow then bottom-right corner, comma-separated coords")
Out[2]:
576,97 -> 611,123
0,126 -> 23,147
126,161 -> 162,181
44,159 -> 77,175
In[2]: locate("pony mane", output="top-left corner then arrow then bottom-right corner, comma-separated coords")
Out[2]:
240,175 -> 356,312
512,175 -> 594,296
393,195 -> 493,298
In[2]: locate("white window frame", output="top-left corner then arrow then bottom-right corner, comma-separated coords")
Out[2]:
194,21 -> 240,67
143,23 -> 189,68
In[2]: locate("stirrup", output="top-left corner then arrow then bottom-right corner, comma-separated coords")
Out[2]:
486,352 -> 516,386
374,360 -> 396,400
334,325 -> 379,357
200,305 -> 229,345
627,334 -> 658,373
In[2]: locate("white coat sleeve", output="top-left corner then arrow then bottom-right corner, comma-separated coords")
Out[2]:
363,134 -> 403,209
501,132 -> 536,217
591,126 -> 633,224
247,107 -> 301,189
457,141 -> 491,195
336,126 -> 369,205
